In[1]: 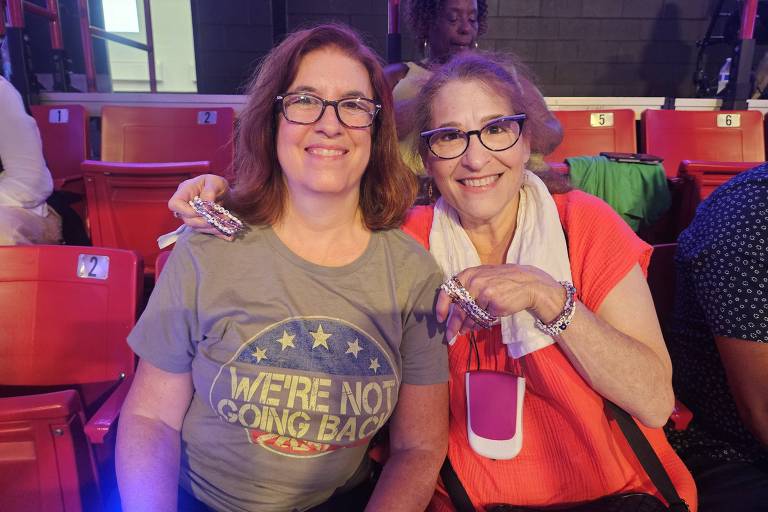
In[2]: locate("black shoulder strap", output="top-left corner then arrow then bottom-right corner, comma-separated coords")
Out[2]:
440,403 -> 689,512
440,457 -> 475,512
606,401 -> 689,511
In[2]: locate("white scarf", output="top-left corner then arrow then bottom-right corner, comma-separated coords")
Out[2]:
429,170 -> 573,358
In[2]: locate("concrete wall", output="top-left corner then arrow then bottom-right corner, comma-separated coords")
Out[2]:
191,0 -> 721,97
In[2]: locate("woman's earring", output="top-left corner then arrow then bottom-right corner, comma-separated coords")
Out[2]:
427,178 -> 434,202
423,39 -> 430,60
473,40 -> 479,49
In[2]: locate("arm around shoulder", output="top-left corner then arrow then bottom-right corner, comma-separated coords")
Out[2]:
384,62 -> 409,90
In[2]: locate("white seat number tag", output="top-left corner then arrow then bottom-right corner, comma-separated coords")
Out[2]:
49,108 -> 69,124
77,254 -> 110,280
197,111 -> 218,124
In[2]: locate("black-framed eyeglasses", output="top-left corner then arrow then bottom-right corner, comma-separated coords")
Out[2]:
275,92 -> 381,129
420,114 -> 527,160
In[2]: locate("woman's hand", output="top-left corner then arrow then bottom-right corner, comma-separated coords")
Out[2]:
168,174 -> 232,239
436,264 -> 566,341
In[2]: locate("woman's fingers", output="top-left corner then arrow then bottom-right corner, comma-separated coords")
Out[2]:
199,175 -> 229,202
436,287 -> 452,323
168,175 -> 229,213
168,175 -> 235,240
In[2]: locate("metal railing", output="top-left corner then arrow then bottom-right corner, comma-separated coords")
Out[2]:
77,0 -> 157,92
1,0 -> 157,93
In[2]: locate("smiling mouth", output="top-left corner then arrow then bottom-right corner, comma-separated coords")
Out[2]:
306,147 -> 347,157
458,174 -> 501,187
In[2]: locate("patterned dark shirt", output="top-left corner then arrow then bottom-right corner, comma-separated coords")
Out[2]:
666,163 -> 768,472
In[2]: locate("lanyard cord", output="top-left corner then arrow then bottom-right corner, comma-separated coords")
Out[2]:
466,330 -> 481,372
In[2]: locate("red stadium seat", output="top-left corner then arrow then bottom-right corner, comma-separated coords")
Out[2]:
30,104 -> 89,189
678,160 -> 756,200
82,160 -> 209,276
641,109 -> 764,178
155,250 -> 171,282
0,245 -> 142,512
546,109 -> 636,163
100,105 -> 235,177
31,105 -> 91,240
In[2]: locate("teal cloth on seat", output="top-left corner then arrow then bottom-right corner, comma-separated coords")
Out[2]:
566,156 -> 671,232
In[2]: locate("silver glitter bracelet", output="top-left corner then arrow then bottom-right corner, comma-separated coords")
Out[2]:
534,281 -> 577,338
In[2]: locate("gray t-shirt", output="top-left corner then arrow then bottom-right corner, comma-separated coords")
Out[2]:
128,225 -> 448,512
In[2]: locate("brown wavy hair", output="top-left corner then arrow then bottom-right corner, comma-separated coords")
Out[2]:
229,24 -> 417,230
412,51 -> 570,194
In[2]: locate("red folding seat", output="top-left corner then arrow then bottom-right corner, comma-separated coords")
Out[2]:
0,245 -> 143,512
641,109 -> 764,180
155,250 -> 171,282
82,160 -> 209,276
546,109 -> 637,170
100,105 -> 235,177
30,105 -> 91,238
30,104 -> 89,189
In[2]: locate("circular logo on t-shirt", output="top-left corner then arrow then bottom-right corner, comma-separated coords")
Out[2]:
209,317 -> 399,458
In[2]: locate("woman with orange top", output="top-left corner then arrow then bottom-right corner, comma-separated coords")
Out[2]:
404,52 -> 695,512
169,50 -> 696,511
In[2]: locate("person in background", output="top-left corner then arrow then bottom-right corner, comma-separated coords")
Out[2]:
117,24 -> 448,512
169,51 -> 697,511
666,163 -> 768,511
385,0 -> 561,175
0,76 -> 61,245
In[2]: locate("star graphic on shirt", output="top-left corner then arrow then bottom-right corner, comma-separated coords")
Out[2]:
369,358 -> 380,373
346,339 -> 363,358
276,330 -> 295,351
253,346 -> 267,363
310,324 -> 332,350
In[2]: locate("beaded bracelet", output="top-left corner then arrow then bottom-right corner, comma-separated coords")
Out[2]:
440,276 -> 499,329
189,196 -> 245,237
534,281 -> 577,338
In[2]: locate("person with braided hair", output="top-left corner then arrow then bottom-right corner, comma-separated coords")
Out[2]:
385,0 -> 561,176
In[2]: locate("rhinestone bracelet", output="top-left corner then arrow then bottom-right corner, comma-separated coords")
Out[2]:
534,281 -> 577,338
189,196 -> 245,237
440,276 -> 499,329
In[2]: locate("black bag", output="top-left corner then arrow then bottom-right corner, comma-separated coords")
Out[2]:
440,402 -> 690,512
486,493 -> 670,512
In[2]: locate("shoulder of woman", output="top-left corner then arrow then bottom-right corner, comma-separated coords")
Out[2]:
553,189 -> 627,229
384,62 -> 410,88
401,205 -> 434,248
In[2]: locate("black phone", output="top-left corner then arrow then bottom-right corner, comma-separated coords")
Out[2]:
600,152 -> 664,164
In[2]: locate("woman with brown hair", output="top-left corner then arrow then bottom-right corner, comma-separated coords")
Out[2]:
117,24 -> 448,512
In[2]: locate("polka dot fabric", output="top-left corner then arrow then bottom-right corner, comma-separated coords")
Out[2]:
666,163 -> 768,470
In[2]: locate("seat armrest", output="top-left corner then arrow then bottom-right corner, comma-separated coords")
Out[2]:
85,375 -> 134,444
680,160 -> 762,174
54,174 -> 84,189
81,160 -> 210,174
669,398 -> 693,431
0,390 -> 82,421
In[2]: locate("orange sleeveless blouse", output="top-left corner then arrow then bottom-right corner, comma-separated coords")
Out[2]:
401,191 -> 697,511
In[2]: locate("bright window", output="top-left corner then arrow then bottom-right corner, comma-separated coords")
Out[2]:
102,0 -> 140,33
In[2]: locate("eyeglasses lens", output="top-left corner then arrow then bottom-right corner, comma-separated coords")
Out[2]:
428,117 -> 522,159
282,94 -> 375,128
